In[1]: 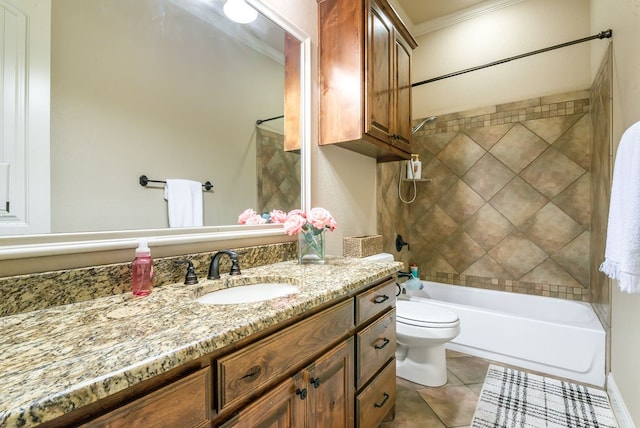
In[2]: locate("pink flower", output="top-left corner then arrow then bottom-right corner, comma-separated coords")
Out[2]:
245,214 -> 267,225
238,208 -> 257,224
283,214 -> 307,236
307,207 -> 337,231
269,209 -> 288,224
287,209 -> 307,219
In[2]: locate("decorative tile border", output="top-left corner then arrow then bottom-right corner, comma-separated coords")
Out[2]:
423,272 -> 590,302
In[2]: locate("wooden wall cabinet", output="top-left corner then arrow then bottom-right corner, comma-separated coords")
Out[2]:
318,0 -> 417,162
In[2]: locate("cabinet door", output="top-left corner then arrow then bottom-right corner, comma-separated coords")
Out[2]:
366,0 -> 393,143
392,33 -> 412,149
80,368 -> 210,428
219,373 -> 306,428
307,338 -> 355,427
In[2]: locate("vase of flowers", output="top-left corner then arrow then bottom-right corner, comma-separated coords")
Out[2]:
238,207 -> 337,264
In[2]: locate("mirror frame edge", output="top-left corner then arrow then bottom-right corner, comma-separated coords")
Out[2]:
0,0 -> 311,264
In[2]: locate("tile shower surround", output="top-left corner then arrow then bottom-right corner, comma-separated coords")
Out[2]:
379,91 -> 597,302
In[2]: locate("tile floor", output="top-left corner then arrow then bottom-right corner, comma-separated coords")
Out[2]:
381,349 -> 610,428
380,350 -> 490,428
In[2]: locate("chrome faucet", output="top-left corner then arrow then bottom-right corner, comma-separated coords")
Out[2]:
207,250 -> 241,280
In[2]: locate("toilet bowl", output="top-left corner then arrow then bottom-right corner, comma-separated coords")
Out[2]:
396,300 -> 460,387
360,253 -> 461,387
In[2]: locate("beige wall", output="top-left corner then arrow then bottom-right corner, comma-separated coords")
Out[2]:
412,0 -> 591,119
263,0 -> 379,258
591,0 -> 640,424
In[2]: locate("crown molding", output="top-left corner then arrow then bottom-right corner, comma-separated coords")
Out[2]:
413,0 -> 525,36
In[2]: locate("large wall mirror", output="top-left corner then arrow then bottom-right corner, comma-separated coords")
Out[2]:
0,0 -> 310,257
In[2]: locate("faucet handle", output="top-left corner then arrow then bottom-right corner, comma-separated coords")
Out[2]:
176,259 -> 198,285
230,257 -> 241,276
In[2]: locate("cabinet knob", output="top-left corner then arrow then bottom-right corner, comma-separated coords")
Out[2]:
310,377 -> 321,388
374,392 -> 390,408
296,388 -> 308,400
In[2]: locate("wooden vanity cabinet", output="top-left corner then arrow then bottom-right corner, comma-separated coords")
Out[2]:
220,338 -> 354,428
77,367 -> 211,428
318,0 -> 417,162
354,278 -> 397,427
52,276 -> 396,428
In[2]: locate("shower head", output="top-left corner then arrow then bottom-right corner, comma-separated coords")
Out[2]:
411,116 -> 437,134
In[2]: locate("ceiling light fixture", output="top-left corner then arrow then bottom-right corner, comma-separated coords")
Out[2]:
223,0 -> 258,24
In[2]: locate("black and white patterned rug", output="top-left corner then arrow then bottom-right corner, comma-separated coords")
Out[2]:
471,365 -> 618,428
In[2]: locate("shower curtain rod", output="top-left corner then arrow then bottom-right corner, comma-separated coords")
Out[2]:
412,29 -> 612,88
256,114 -> 284,125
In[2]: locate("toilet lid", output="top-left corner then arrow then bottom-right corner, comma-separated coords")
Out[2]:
396,300 -> 459,328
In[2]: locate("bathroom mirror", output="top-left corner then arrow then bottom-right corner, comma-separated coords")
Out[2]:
0,0 -> 310,255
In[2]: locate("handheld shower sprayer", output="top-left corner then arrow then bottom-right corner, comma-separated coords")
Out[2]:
411,116 -> 437,134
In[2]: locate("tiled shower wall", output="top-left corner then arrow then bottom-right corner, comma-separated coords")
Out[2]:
378,91 -> 594,301
256,127 -> 301,214
590,44 -> 613,326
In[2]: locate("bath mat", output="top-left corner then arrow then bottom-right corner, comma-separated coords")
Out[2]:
471,364 -> 618,428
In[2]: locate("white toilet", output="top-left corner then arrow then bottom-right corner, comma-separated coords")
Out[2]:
362,253 -> 461,387
395,300 -> 460,387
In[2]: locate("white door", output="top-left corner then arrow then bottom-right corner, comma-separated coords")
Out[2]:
0,0 -> 50,235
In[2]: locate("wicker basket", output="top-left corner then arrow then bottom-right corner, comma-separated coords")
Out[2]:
343,235 -> 383,258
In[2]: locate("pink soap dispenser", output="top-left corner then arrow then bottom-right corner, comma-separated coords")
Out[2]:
132,240 -> 153,296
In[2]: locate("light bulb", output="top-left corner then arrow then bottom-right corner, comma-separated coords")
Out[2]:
223,0 -> 258,24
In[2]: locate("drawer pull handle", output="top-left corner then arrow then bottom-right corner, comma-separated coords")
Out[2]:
374,392 -> 390,408
374,338 -> 390,349
296,388 -> 307,400
373,295 -> 389,304
310,377 -> 321,388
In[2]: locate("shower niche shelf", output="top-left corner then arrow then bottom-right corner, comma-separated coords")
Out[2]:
401,178 -> 432,183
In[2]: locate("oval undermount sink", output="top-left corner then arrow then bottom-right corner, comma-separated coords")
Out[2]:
196,283 -> 299,305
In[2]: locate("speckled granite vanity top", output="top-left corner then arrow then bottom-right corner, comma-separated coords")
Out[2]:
0,257 -> 400,427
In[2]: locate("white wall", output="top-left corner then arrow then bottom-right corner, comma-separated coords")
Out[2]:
591,0 -> 640,424
412,0 -> 591,119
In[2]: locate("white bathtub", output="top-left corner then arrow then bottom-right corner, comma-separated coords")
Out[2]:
404,280 -> 606,387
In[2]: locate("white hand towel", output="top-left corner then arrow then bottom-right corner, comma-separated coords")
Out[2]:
164,179 -> 203,228
600,121 -> 640,293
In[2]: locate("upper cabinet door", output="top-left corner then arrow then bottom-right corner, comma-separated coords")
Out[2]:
365,1 -> 393,144
392,33 -> 413,149
318,0 -> 417,163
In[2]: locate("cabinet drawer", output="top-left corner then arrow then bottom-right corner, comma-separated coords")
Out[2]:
356,359 -> 396,428
81,367 -> 210,428
355,278 -> 396,325
217,299 -> 354,413
356,308 -> 396,389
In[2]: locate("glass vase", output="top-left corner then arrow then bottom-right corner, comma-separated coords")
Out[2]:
298,228 -> 325,264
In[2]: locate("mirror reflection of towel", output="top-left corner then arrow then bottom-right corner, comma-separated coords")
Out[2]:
164,179 -> 203,228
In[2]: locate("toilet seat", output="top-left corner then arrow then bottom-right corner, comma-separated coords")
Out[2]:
396,300 -> 459,328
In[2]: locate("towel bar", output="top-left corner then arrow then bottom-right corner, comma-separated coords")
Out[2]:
139,175 -> 214,191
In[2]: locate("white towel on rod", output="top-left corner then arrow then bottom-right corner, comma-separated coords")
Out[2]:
600,120 -> 640,293
164,179 -> 203,228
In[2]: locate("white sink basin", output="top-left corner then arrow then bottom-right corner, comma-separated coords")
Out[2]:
196,283 -> 299,305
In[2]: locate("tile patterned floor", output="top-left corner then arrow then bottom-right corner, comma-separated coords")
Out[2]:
381,350 -> 489,428
381,350 -> 609,428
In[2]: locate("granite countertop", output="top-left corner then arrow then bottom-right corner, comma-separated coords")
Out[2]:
0,257 -> 400,427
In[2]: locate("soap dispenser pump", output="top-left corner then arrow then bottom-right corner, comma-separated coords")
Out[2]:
132,240 -> 154,296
